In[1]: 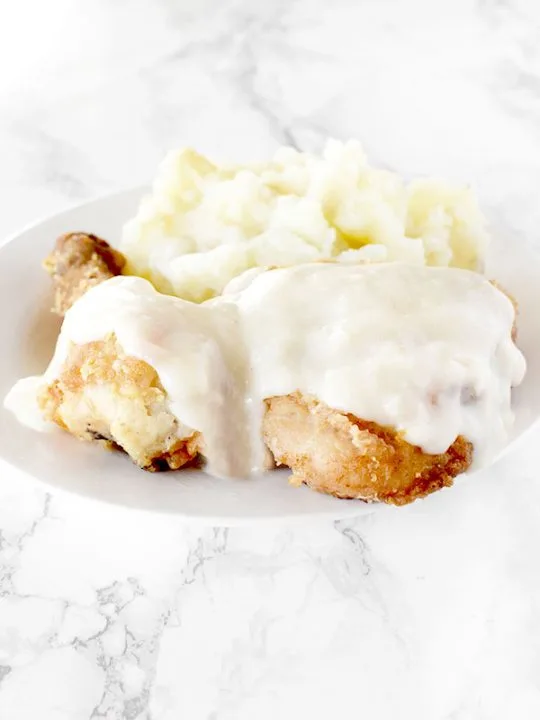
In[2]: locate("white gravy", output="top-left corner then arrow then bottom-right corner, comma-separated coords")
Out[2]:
5,263 -> 526,477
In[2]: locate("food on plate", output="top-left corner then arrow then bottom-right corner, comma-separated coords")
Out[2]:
2,139 -> 526,506
120,140 -> 489,302
40,335 -> 202,471
263,394 -> 473,505
5,262 -> 525,505
44,232 -> 126,315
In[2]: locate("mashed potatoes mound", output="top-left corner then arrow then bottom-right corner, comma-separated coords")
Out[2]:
121,140 -> 489,302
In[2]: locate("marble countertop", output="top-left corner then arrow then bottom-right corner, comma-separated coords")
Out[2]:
2,0 -> 540,718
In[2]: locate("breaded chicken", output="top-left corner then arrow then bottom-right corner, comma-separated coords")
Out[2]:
43,232 -> 126,315
39,334 -> 201,471
35,253 -> 515,504
263,393 -> 473,505
41,234 -> 202,471
39,335 -> 472,501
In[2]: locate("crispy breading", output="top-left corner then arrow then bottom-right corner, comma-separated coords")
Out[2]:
39,335 -> 201,471
263,393 -> 473,505
37,244 -> 512,503
43,232 -> 126,316
40,334 -> 473,500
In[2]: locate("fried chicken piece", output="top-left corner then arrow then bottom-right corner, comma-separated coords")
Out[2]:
33,261 -> 511,500
43,232 -> 126,316
263,393 -> 473,506
39,334 -> 201,471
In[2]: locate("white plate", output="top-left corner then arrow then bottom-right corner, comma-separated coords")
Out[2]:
0,189 -> 539,524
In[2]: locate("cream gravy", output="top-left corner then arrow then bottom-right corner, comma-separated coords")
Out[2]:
5,263 -> 526,477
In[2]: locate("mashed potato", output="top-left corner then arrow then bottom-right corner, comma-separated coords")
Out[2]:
121,140 -> 489,302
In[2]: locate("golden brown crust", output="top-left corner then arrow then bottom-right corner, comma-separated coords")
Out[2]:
39,335 -> 201,471
43,232 -> 126,316
39,343 -> 474,500
39,342 -> 473,502
36,256 -> 511,504
262,393 -> 473,506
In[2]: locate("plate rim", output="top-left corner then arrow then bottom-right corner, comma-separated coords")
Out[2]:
0,184 -> 148,252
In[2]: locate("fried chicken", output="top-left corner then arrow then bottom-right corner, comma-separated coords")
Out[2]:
263,393 -> 473,505
39,334 -> 201,471
31,255 -> 519,505
43,232 -> 126,315
39,332 -> 472,501
40,234 -> 203,472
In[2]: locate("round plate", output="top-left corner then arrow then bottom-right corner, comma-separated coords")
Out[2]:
0,189 -> 539,524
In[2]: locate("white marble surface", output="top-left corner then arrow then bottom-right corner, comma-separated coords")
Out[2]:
1,0 -> 540,717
